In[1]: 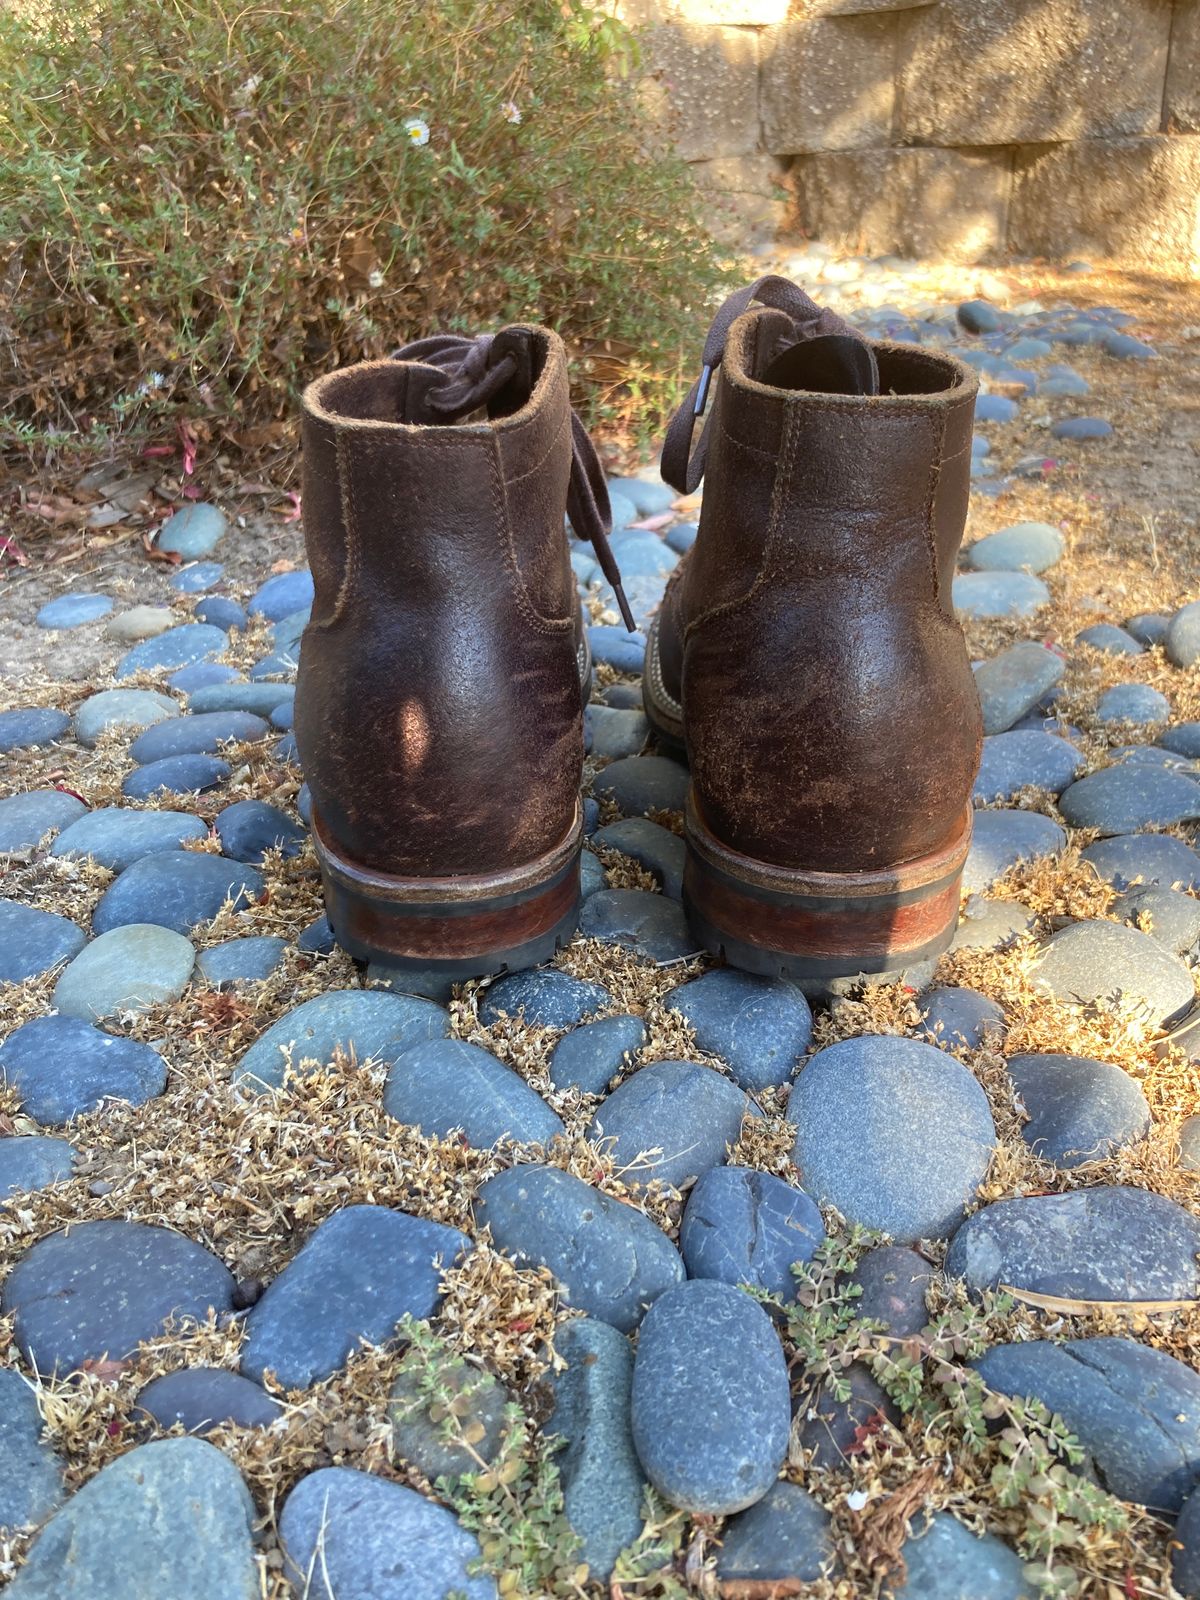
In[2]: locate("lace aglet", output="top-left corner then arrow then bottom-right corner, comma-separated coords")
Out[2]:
614,584 -> 637,633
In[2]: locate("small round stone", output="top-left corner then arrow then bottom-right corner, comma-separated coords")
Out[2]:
716,1481 -> 836,1585
157,502 -> 227,558
50,807 -> 208,872
5,1436 -> 257,1600
578,889 -> 698,961
592,754 -> 688,815
248,570 -> 315,621
0,1015 -> 166,1124
1080,831 -> 1200,891
122,754 -> 231,800
1116,885 -> 1200,955
196,936 -> 288,987
52,924 -> 196,1022
973,642 -> 1064,735
0,788 -> 88,853
663,969 -> 812,1093
917,986 -> 1006,1050
952,571 -> 1049,619
1075,622 -> 1143,655
114,623 -> 228,680
106,604 -> 175,642
679,1166 -> 824,1298
846,1245 -> 933,1336
1094,682 -> 1170,725
972,731 -> 1082,802
592,817 -> 684,898
973,1337 -> 1200,1513
169,561 -> 224,594
240,1206 -> 469,1388
136,1369 -> 282,1434
214,799 -> 306,864
279,1467 -> 495,1600
0,1367 -> 64,1528
1058,763 -> 1200,835
478,968 -> 611,1030
1161,722 -> 1200,759
951,896 -> 1036,951
0,708 -> 70,755
962,809 -> 1065,894
0,1136 -> 76,1200
957,299 -> 1001,333
91,851 -> 264,937
1167,601 -> 1200,669
74,689 -> 179,748
1179,1116 -> 1200,1173
890,1513 -> 1026,1600
390,1350 -> 507,1479
187,681 -> 296,717
0,900 -> 86,984
631,1280 -> 790,1515
589,1059 -> 758,1190
789,1037 -> 996,1244
476,1164 -> 683,1330
235,990 -> 449,1092
1051,416 -> 1113,439
547,1317 -> 645,1582
130,710 -> 269,763
1126,612 -> 1170,646
1007,1052 -> 1151,1167
168,661 -> 241,692
974,394 -> 1019,422
194,595 -> 246,632
2,1219 -> 235,1373
384,1039 -> 563,1149
35,592 -> 112,629
948,1186 -> 1200,1302
587,705 -> 651,760
964,521 -> 1063,574
1030,920 -> 1194,1026
549,1015 -> 646,1095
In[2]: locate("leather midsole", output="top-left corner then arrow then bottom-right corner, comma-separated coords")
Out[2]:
311,802 -> 583,908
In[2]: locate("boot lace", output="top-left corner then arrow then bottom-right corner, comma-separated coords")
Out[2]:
660,275 -> 864,496
394,332 -> 635,631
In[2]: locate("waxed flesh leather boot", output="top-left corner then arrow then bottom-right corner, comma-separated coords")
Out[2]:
296,326 -> 632,980
643,277 -> 982,985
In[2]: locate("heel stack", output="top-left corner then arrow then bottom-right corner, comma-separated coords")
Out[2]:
683,795 -> 971,986
311,805 -> 582,979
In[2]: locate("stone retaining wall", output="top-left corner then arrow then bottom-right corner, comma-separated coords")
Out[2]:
617,0 -> 1200,269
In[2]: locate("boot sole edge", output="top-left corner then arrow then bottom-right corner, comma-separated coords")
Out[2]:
310,805 -> 582,977
683,795 -> 971,986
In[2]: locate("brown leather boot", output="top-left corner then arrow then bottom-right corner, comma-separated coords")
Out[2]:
643,277 -> 981,986
296,326 -> 632,981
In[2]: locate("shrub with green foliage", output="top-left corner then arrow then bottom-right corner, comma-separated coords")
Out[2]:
0,0 -> 729,447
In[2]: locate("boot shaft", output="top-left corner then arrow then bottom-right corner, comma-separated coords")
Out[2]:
671,306 -> 982,875
295,328 -> 585,880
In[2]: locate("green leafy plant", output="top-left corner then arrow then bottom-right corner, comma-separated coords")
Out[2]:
1,0 -> 731,453
392,1318 -> 583,1599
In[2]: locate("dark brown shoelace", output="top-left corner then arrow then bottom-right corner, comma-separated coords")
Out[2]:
394,332 -> 635,632
660,275 -> 866,495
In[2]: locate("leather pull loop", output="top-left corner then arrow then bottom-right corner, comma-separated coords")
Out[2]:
660,275 -> 870,495
393,332 -> 636,632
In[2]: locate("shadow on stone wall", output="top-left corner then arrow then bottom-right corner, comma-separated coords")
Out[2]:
618,0 -> 1200,268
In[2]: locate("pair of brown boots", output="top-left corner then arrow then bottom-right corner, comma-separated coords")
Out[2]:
294,276 -> 982,992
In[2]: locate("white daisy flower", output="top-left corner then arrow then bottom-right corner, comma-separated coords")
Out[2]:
403,117 -> 430,147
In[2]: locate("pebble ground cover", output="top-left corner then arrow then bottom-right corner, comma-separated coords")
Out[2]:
1,253 -> 1200,1599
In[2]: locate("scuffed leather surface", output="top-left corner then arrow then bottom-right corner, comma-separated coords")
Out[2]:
659,310 -> 981,874
295,331 -> 582,877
